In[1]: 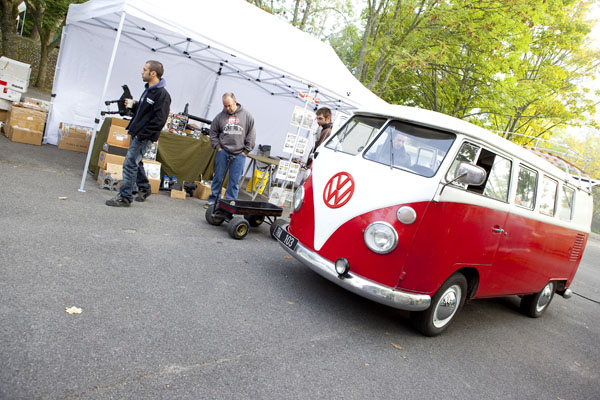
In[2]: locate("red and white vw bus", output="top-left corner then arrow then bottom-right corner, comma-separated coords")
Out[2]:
273,104 -> 594,336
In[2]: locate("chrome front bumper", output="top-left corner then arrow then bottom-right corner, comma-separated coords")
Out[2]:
277,226 -> 431,312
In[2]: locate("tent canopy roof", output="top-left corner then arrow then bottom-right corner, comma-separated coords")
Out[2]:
66,0 -> 386,110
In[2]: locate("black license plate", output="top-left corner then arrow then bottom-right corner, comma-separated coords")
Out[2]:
274,225 -> 298,251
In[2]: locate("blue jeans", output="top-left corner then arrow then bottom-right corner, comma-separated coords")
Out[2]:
119,136 -> 153,201
209,150 -> 246,202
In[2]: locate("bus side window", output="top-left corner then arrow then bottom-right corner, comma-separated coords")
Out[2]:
558,185 -> 575,221
447,143 -> 512,201
514,165 -> 537,209
477,151 -> 512,201
539,176 -> 558,216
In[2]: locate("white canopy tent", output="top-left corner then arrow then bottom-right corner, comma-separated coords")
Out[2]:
46,0 -> 386,190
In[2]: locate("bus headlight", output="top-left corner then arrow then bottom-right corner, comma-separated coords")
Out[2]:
364,222 -> 398,254
293,185 -> 304,212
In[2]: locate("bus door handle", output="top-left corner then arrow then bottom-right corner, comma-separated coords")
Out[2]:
492,226 -> 506,235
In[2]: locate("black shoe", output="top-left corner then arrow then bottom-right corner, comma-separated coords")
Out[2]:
105,195 -> 131,207
135,190 -> 151,202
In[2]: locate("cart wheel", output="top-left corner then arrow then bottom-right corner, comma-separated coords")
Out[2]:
244,214 -> 264,227
270,218 -> 288,239
228,217 -> 250,240
205,204 -> 225,226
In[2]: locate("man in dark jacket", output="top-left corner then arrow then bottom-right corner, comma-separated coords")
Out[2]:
206,92 -> 256,207
106,60 -> 171,207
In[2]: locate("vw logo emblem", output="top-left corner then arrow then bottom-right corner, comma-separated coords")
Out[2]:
323,172 -> 355,209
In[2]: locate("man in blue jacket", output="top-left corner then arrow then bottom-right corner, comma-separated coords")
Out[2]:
106,60 -> 171,207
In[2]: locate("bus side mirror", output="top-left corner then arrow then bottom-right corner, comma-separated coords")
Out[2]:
439,162 -> 487,198
456,162 -> 486,186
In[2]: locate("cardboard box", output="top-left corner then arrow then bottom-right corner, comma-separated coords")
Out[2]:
194,181 -> 211,200
58,135 -> 90,153
149,178 -> 160,194
7,104 -> 46,132
98,151 -> 126,170
142,159 -> 161,180
106,125 -> 130,148
21,97 -> 49,112
0,110 -> 7,122
170,188 -> 186,200
58,122 -> 93,153
110,118 -> 130,128
193,181 -> 226,199
105,162 -> 123,180
7,125 -> 42,145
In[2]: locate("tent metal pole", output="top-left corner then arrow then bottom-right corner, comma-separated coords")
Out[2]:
78,11 -> 127,193
204,73 -> 221,119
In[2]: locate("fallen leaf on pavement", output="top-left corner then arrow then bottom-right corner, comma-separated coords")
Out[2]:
284,255 -> 292,259
391,343 -> 404,350
288,301 -> 295,305
65,306 -> 82,314
58,196 -> 68,200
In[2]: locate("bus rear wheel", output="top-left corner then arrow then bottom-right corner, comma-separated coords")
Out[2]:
520,281 -> 555,318
411,273 -> 467,337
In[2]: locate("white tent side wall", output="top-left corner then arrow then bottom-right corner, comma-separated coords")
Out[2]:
47,0 -> 386,162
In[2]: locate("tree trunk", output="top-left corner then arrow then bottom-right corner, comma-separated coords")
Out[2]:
35,38 -> 49,88
291,0 -> 301,26
355,0 -> 387,81
0,0 -> 18,58
299,0 -> 311,31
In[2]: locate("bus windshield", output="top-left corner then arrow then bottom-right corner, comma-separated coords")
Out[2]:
363,120 -> 456,177
325,116 -> 387,155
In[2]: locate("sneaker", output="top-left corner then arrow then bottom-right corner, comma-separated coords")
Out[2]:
134,190 -> 151,202
203,201 -> 215,209
105,194 -> 131,207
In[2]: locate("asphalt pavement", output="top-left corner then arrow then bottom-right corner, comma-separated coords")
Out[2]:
1,135 -> 599,400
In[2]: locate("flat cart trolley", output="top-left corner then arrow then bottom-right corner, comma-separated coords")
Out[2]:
205,155 -> 284,240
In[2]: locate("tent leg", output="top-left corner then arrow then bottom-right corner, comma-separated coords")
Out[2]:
204,74 -> 220,119
78,11 -> 127,193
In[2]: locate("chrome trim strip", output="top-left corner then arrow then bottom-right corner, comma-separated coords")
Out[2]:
277,225 -> 431,312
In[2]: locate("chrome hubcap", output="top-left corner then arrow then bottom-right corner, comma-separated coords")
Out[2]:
433,284 -> 461,328
536,282 -> 554,313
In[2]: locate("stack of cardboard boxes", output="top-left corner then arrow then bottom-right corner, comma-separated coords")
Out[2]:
3,98 -> 49,145
97,118 -> 162,194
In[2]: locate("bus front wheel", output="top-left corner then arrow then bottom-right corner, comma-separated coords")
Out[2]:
411,273 -> 467,337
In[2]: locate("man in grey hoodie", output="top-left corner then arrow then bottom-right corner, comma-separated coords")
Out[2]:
207,92 -> 256,206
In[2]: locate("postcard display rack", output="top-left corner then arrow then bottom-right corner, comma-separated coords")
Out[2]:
268,89 -> 317,207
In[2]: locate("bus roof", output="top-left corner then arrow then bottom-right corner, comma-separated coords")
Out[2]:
355,104 -> 594,191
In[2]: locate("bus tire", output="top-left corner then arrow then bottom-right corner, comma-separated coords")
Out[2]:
411,273 -> 467,337
520,281 -> 555,318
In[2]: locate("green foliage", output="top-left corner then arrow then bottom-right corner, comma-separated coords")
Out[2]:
246,0 -> 354,39
328,0 -> 599,140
